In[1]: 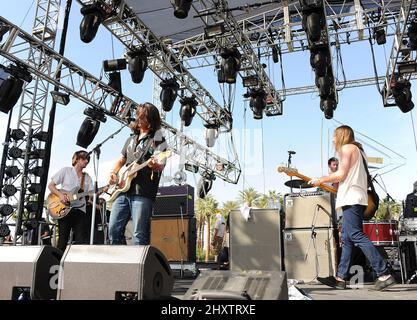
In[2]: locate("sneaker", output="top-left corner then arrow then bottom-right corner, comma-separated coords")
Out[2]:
317,276 -> 346,290
373,274 -> 397,291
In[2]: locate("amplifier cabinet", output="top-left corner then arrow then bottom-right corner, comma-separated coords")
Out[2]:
284,192 -> 333,228
150,216 -> 196,262
153,184 -> 194,217
283,228 -> 338,282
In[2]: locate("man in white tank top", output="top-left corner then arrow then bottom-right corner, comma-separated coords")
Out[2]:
309,125 -> 396,291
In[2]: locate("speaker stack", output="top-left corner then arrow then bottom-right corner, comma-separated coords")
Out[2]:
151,184 -> 196,263
283,191 -> 338,282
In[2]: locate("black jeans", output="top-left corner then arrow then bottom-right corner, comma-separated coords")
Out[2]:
57,208 -> 87,253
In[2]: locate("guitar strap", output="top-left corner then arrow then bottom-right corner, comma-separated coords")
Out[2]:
80,172 -> 86,192
359,151 -> 376,193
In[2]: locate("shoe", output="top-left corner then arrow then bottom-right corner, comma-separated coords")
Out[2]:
317,276 -> 346,290
373,274 -> 397,291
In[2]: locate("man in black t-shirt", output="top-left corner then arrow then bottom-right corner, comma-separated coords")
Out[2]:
108,103 -> 167,245
404,181 -> 417,218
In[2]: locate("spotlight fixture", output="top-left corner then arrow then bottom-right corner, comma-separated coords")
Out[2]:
320,96 -> 337,119
173,170 -> 187,185
0,223 -> 10,237
10,129 -> 25,141
28,183 -> 42,194
8,146 -> 23,159
126,49 -> 148,84
373,26 -> 386,45
204,120 -> 219,148
103,59 -> 127,72
29,148 -> 46,160
51,90 -> 70,106
249,88 -> 267,120
5,165 -> 20,178
173,0 -> 193,19
76,117 -> 101,148
0,67 -> 24,114
204,22 -> 225,38
408,17 -> 417,50
184,163 -> 199,173
84,107 -> 107,123
218,47 -> 241,84
242,75 -> 259,88
272,45 -> 279,63
79,3 -> 106,43
2,184 -> 17,197
160,78 -> 179,112
28,166 -> 45,177
302,10 -> 325,43
197,171 -> 215,199
108,71 -> 122,93
0,204 -> 13,217
310,47 -> 330,77
179,96 -> 198,126
25,201 -> 39,213
391,78 -> 414,113
32,131 -> 48,142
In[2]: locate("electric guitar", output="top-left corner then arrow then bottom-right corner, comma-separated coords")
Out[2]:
277,166 -> 379,221
107,150 -> 172,204
47,185 -> 108,220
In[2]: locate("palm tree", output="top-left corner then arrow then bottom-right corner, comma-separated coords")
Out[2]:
237,187 -> 260,207
221,200 -> 239,220
256,194 -> 269,208
195,195 -> 218,262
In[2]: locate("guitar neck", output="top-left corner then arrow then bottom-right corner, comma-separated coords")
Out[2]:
290,172 -> 337,194
75,187 -> 106,200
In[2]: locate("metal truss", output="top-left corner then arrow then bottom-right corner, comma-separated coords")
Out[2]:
0,16 -> 241,184
191,0 -> 283,116
0,0 -> 61,240
76,0 -> 233,132
382,0 -> 416,106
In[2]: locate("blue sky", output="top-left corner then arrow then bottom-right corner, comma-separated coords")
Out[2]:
1,1 -> 416,207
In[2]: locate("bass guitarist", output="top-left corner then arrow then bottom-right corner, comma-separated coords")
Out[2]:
107,102 -> 167,245
48,150 -> 93,252
308,125 -> 395,291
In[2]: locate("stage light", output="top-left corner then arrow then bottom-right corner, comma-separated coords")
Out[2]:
84,107 -> 107,123
320,96 -> 337,119
0,204 -> 13,217
373,26 -> 386,45
397,61 -> 417,74
103,59 -> 127,72
2,184 -> 17,197
242,75 -> 259,88
29,148 -> 46,160
391,78 -> 414,113
5,166 -> 20,178
160,78 -> 179,112
302,11 -> 325,42
0,68 -> 24,114
179,96 -> 198,126
32,131 -> 48,142
76,117 -> 101,148
0,24 -> 9,42
184,163 -> 199,173
197,171 -> 215,199
173,0 -> 193,19
28,183 -> 42,194
310,48 -> 330,77
272,45 -> 279,63
0,223 -> 10,237
79,3 -> 106,43
218,47 -> 241,84
249,88 -> 266,120
108,71 -> 122,93
204,121 -> 219,148
10,129 -> 25,141
8,146 -> 23,159
51,91 -> 70,106
408,18 -> 417,50
25,201 -> 39,213
173,170 -> 187,185
204,23 -> 225,38
126,49 -> 148,84
28,166 -> 44,177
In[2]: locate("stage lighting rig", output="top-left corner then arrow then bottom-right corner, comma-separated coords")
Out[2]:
173,0 -> 193,19
76,107 -> 107,148
160,78 -> 179,112
197,171 -> 215,199
8,146 -> 23,159
179,96 -> 198,127
126,48 -> 148,84
408,17 -> 417,50
0,223 -> 10,237
2,184 -> 17,197
373,26 -> 386,45
0,64 -> 32,114
79,3 -> 106,43
32,131 -> 48,142
0,204 -> 13,217
204,120 -> 220,148
391,77 -> 414,113
50,90 -> 70,106
4,166 -> 19,178
248,88 -> 267,120
204,22 -> 225,38
218,47 -> 241,84
10,129 -> 25,141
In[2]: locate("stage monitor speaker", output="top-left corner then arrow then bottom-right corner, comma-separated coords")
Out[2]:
57,245 -> 173,300
283,228 -> 337,282
150,216 -> 196,262
230,209 -> 281,272
284,192 -> 333,228
153,184 -> 194,217
183,270 -> 288,300
0,245 -> 63,300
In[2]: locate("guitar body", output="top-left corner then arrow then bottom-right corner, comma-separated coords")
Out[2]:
364,190 -> 378,221
47,187 -> 84,220
107,167 -> 137,204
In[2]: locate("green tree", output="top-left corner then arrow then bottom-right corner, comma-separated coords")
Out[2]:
221,200 -> 239,220
375,197 -> 402,220
237,187 -> 260,207
195,195 -> 218,262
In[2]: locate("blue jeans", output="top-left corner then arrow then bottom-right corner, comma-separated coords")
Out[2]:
337,204 -> 388,279
108,193 -> 153,245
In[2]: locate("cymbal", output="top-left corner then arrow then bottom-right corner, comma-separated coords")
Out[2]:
284,179 -> 313,189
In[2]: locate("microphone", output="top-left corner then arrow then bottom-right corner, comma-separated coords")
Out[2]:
288,150 -> 296,155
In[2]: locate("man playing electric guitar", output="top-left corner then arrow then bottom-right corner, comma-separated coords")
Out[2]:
107,102 -> 167,245
48,150 -> 93,252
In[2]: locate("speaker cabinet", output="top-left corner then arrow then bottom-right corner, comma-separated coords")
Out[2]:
284,192 -> 333,228
283,228 -> 338,282
0,245 -> 63,300
150,217 -> 196,262
57,245 -> 173,300
183,270 -> 288,300
230,209 -> 281,272
153,184 -> 194,217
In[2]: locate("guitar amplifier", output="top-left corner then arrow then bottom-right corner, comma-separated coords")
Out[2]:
153,184 -> 194,217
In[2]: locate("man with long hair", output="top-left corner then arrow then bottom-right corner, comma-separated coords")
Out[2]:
108,103 -> 167,245
309,125 -> 396,291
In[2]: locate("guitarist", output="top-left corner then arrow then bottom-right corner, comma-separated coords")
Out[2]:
308,125 -> 396,291
107,102 -> 167,245
48,150 -> 93,252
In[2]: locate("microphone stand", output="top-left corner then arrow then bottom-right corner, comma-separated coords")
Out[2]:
287,151 -> 294,193
87,125 -> 126,245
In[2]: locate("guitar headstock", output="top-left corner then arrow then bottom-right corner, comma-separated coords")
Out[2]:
276,166 -> 298,176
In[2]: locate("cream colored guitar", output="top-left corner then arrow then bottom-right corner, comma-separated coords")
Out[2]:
107,150 -> 172,204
